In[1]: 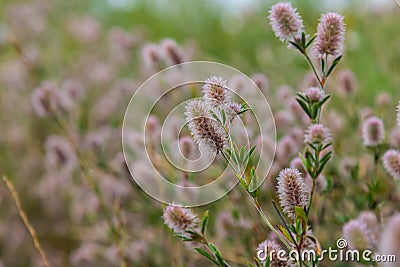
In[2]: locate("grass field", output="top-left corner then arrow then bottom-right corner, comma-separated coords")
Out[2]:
0,0 -> 399,266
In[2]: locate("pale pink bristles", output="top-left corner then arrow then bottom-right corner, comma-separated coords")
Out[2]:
314,12 -> 345,58
31,81 -> 61,117
304,124 -> 332,145
269,2 -> 304,43
256,239 -> 288,265
342,220 -> 372,250
160,38 -> 184,66
276,168 -> 309,219
163,204 -> 200,236
382,149 -> 400,180
361,116 -> 385,147
141,43 -> 162,69
202,76 -> 231,109
304,87 -> 325,102
379,214 -> 400,266
185,100 -> 228,154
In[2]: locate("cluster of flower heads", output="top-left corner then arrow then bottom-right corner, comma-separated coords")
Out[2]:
31,80 -> 85,117
185,76 -> 242,154
269,2 -> 346,58
141,39 -> 185,70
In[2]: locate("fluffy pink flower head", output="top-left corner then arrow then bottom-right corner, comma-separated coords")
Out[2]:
342,220 -> 372,250
397,100 -> 400,127
185,100 -> 228,154
382,149 -> 400,180
145,115 -> 161,142
202,76 -> 231,108
361,116 -> 385,147
276,135 -> 298,165
389,127 -> 400,148
357,211 -> 380,248
141,43 -> 162,69
304,124 -> 332,145
251,73 -> 269,92
290,157 -> 306,175
276,168 -> 309,219
304,87 -> 326,102
257,239 -> 288,266
379,213 -> 400,266
338,70 -> 357,96
269,2 -> 304,43
314,12 -> 345,58
160,38 -> 184,66
179,136 -> 195,159
163,204 -> 200,236
31,81 -> 61,117
45,135 -> 77,173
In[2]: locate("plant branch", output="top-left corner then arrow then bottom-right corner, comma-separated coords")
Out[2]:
3,175 -> 50,267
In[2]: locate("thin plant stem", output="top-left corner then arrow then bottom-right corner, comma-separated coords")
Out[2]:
2,175 -> 50,267
221,151 -> 292,249
250,196 -> 292,249
306,180 -> 316,217
272,201 -> 297,245
200,236 -> 231,267
302,51 -> 323,88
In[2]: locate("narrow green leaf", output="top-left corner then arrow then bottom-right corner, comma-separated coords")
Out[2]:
277,224 -> 293,243
319,94 -> 332,106
221,108 -> 226,124
295,206 -> 307,223
321,142 -> 332,150
296,92 -> 308,102
316,154 -> 332,177
326,55 -> 343,77
296,98 -> 312,118
194,248 -> 219,265
239,146 -> 246,164
237,108 -> 250,115
240,102 -> 248,109
209,109 -> 221,124
305,34 -> 317,48
319,151 -> 333,166
243,145 -> 257,165
209,243 -> 225,265
311,104 -> 319,120
201,210 -> 209,235
321,58 -> 326,76
288,41 -> 303,52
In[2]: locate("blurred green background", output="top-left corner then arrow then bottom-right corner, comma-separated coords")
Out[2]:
0,0 -> 399,266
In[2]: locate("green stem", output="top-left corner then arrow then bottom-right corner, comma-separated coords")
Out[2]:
302,51 -> 323,89
251,197 -> 292,249
306,180 -> 316,218
221,151 -> 291,249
